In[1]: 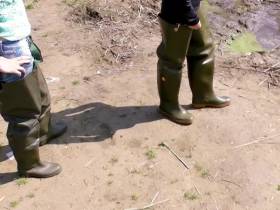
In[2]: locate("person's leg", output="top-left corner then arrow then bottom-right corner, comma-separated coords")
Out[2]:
0,38 -> 62,178
26,37 -> 67,146
157,18 -> 193,125
0,69 -> 62,178
186,9 -> 230,108
36,66 -> 67,146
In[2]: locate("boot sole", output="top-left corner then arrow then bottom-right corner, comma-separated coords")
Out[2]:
19,166 -> 62,178
159,108 -> 192,125
192,101 -> 231,109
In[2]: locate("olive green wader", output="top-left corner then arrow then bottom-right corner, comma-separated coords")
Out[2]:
28,38 -> 67,146
0,39 -> 66,178
157,9 -> 230,125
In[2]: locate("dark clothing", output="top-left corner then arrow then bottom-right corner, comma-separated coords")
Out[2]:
159,0 -> 201,26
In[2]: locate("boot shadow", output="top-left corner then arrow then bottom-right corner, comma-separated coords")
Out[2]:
0,172 -> 18,185
0,145 -> 11,163
49,102 -> 162,144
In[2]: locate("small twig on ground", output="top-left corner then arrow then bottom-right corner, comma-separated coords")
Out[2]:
264,61 -> 280,72
0,196 -> 5,203
84,159 -> 94,167
193,184 -> 202,196
159,142 -> 190,169
270,44 -> 280,52
233,134 -> 280,149
220,179 -> 242,189
124,199 -> 170,210
213,198 -> 220,210
151,192 -> 160,203
258,77 -> 269,86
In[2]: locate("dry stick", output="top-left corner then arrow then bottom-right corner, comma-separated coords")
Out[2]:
0,196 -> 5,203
124,199 -> 170,210
151,192 -> 160,203
193,184 -> 202,196
258,77 -> 269,86
220,179 -> 242,189
233,134 -> 280,149
264,61 -> 280,73
159,142 -> 190,169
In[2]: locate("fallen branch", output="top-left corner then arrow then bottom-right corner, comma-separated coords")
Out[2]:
159,142 -> 190,169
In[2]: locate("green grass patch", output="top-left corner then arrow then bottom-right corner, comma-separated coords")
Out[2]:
72,80 -> 80,85
16,178 -> 28,186
184,191 -> 199,201
228,32 -> 264,54
25,0 -> 39,10
27,193 -> 35,198
194,163 -> 210,178
145,150 -> 156,160
131,194 -> 138,201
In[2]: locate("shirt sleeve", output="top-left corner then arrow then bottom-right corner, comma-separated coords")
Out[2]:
181,0 -> 200,26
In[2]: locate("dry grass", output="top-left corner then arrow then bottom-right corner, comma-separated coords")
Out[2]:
67,0 -> 160,65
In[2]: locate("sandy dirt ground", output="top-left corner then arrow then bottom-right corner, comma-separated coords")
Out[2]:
1,0 -> 280,209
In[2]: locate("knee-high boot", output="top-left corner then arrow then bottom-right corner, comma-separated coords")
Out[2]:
36,67 -> 67,146
187,10 -> 230,108
0,69 -> 62,178
157,18 -> 193,125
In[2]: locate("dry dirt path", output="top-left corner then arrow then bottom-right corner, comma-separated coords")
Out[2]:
1,0 -> 280,210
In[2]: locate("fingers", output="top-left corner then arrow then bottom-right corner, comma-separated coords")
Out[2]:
189,21 -> 202,30
12,66 -> 26,77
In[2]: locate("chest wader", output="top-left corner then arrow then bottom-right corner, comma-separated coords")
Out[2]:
157,9 -> 230,125
28,37 -> 67,146
0,40 -> 65,178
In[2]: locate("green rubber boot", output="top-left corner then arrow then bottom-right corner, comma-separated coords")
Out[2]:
0,69 -> 62,178
157,18 -> 193,125
36,68 -> 67,146
39,112 -> 67,146
157,63 -> 193,125
187,10 -> 230,109
7,119 -> 61,178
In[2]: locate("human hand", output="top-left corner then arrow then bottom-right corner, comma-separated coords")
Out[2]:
189,21 -> 202,30
0,56 -> 31,77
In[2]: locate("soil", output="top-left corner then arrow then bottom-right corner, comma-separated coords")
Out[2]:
1,0 -> 280,210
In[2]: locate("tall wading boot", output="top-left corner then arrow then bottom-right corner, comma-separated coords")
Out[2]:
27,38 -> 67,146
7,119 -> 61,178
187,9 -> 230,108
36,67 -> 67,146
0,69 -> 62,178
157,18 -> 194,125
157,64 -> 193,125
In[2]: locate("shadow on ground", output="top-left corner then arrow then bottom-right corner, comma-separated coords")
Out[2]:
1,102 -> 163,184
50,102 -> 163,144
